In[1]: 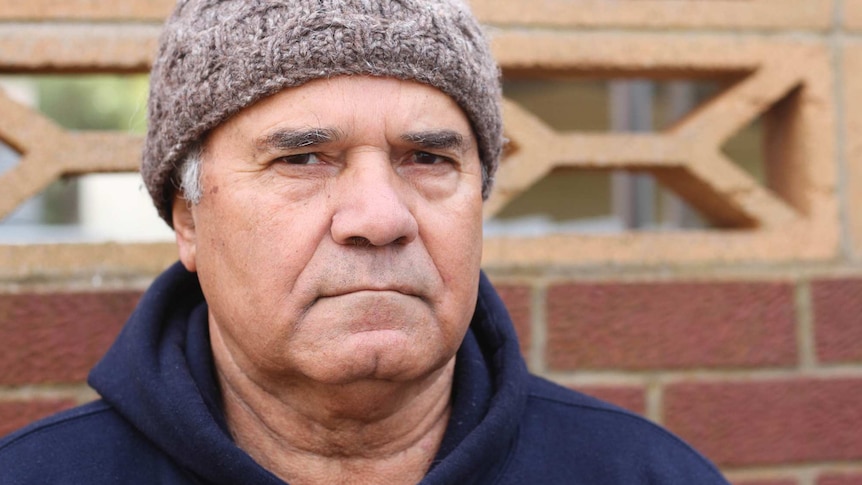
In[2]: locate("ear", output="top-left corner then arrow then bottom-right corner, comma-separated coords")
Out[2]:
172,193 -> 198,273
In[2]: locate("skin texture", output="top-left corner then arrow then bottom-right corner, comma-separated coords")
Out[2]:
172,76 -> 484,484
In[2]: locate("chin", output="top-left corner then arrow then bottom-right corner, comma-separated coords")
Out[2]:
304,331 -> 452,385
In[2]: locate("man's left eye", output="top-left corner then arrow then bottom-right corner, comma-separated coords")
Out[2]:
413,151 -> 448,165
276,153 -> 321,165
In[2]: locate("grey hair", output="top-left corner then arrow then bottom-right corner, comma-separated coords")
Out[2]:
176,143 -> 204,204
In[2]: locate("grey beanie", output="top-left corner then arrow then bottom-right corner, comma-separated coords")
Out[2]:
142,0 -> 503,225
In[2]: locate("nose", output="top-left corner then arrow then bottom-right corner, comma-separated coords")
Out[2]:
330,156 -> 419,247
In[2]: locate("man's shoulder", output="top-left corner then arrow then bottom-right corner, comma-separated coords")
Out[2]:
0,400 -> 191,484
505,375 -> 730,484
521,375 -> 684,445
0,400 -> 116,455
523,375 -> 649,423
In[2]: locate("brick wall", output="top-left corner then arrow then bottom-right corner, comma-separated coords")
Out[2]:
0,291 -> 141,436
2,1 -> 862,484
493,275 -> 862,484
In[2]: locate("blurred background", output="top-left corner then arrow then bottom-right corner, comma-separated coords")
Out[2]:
1,2 -> 860,485
0,74 -> 169,242
0,75 -> 755,241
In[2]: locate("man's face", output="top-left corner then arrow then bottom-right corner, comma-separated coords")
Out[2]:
173,76 -> 484,388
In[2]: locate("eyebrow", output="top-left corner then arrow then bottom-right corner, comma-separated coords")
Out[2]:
254,127 -> 469,154
400,130 -> 468,153
255,127 -> 344,152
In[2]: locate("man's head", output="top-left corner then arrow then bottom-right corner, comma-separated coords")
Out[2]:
141,0 -> 502,393
141,0 -> 503,225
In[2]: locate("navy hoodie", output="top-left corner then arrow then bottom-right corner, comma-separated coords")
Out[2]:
0,263 -> 730,484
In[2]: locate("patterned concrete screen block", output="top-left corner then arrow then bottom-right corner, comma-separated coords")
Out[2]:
0,88 -> 143,220
0,6 -> 842,275
0,19 -> 176,277
0,0 -> 833,29
472,0 -> 833,30
483,34 -> 837,266
845,0 -> 862,30
0,243 -> 178,279
0,25 -> 160,72
0,0 -> 174,21
842,43 -> 862,259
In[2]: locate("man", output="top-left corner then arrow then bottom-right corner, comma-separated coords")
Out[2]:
0,1 -> 730,484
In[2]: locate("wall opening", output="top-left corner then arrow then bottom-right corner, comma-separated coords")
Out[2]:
0,74 -> 172,243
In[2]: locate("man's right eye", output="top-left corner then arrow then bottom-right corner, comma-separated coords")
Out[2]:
276,153 -> 321,165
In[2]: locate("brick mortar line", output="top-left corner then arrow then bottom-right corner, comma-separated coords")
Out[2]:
0,384 -> 98,405
17,256 -> 862,289
645,380 -> 663,425
543,366 -> 862,384
801,469 -> 818,485
13,260 -> 862,289
0,279 -> 154,293
11,258 -> 862,287
484,263 -> 862,284
795,280 -> 818,370
544,374 -> 651,387
725,462 -> 862,481
528,282 -> 547,374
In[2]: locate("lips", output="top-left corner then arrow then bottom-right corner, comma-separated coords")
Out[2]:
320,286 -> 419,298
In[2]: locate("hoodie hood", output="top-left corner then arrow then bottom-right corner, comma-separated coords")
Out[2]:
88,262 -> 529,484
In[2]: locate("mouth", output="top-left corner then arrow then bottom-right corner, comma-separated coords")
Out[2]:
308,283 -> 431,311
321,287 -> 418,299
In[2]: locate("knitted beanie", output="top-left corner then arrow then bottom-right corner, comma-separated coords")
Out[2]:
142,0 -> 503,225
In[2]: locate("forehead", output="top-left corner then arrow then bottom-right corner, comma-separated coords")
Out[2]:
212,76 -> 477,148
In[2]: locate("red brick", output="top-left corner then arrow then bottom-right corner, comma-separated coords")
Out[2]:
664,378 -> 862,466
0,399 -> 77,437
495,285 -> 532,358
818,472 -> 862,485
571,385 -> 646,415
0,291 -> 141,385
547,281 -> 797,370
811,279 -> 862,363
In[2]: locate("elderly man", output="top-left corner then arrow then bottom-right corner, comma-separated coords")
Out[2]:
0,1 -> 730,484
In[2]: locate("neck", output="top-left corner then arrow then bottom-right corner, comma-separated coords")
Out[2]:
211,328 -> 455,485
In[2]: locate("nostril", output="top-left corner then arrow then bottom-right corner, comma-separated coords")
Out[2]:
347,236 -> 372,247
343,235 -> 409,247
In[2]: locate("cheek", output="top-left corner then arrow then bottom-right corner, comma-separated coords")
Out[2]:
192,188 -> 331,318
420,197 -> 484,303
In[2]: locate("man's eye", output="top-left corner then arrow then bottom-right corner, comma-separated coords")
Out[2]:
413,151 -> 449,165
277,153 -> 320,165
